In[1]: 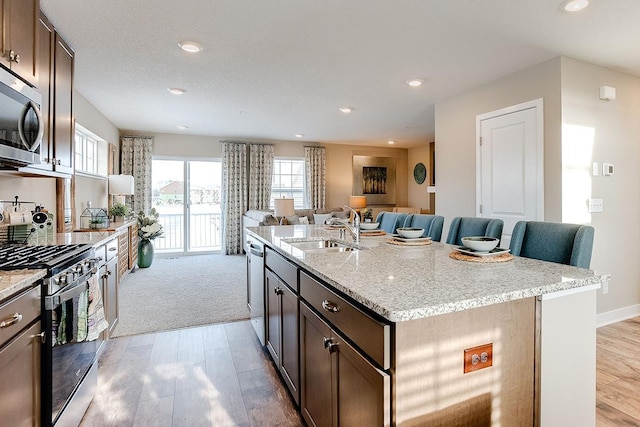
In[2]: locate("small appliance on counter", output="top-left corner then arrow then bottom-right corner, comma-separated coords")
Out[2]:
0,197 -> 55,245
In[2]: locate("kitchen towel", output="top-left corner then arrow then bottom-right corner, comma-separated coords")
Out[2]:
87,274 -> 109,341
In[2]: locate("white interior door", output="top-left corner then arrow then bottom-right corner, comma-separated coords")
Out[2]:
476,99 -> 543,247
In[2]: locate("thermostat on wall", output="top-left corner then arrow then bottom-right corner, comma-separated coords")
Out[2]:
602,163 -> 614,176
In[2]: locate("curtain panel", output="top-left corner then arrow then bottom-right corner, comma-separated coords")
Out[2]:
121,136 -> 153,214
248,144 -> 274,210
221,142 -> 248,255
304,146 -> 326,209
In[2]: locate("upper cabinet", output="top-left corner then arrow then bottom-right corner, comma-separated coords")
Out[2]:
33,11 -> 74,175
0,0 -> 38,85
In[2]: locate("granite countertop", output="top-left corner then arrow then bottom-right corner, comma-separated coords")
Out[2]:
0,269 -> 46,301
247,225 -> 611,322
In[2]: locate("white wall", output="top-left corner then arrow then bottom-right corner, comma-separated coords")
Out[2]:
407,143 -> 431,212
560,57 -> 640,315
436,55 -> 640,317
435,57 -> 562,238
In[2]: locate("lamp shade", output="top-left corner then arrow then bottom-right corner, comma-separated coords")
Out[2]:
108,175 -> 135,195
273,198 -> 295,217
349,196 -> 367,209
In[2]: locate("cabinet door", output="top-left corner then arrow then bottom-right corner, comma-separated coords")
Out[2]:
265,269 -> 281,366
0,320 -> 42,427
1,0 -> 38,84
335,333 -> 390,427
36,12 -> 53,169
102,257 -> 119,337
280,282 -> 299,405
128,223 -> 138,269
52,34 -> 74,174
300,303 -> 333,427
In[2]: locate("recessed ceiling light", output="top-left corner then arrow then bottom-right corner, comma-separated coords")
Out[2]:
564,0 -> 589,11
387,140 -> 395,145
339,107 -> 352,113
295,134 -> 303,138
177,125 -> 189,130
178,41 -> 203,53
167,88 -> 186,95
406,79 -> 424,87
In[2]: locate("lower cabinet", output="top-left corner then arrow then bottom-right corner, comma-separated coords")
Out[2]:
265,268 -> 299,405
99,243 -> 119,339
300,303 -> 390,427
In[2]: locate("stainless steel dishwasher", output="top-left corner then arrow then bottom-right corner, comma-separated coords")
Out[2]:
246,236 -> 265,345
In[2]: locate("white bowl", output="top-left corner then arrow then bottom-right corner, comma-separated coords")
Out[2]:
461,236 -> 499,252
359,222 -> 380,230
396,227 -> 425,238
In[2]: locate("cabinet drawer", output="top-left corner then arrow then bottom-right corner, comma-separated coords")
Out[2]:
300,271 -> 391,369
265,248 -> 298,290
105,238 -> 118,262
0,286 -> 40,346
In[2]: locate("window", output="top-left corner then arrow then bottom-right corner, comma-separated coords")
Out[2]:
271,158 -> 305,208
74,124 -> 108,176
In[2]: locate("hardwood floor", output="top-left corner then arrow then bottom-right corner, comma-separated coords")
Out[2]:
79,321 -> 303,427
81,316 -> 640,426
596,316 -> 640,426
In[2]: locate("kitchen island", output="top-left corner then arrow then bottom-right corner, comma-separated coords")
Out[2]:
246,224 -> 610,426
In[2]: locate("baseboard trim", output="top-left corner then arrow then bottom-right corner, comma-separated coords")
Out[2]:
596,304 -> 640,328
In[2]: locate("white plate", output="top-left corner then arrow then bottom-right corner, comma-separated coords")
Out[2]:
390,235 -> 432,243
454,246 -> 511,257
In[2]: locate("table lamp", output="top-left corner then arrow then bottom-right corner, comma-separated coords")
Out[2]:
349,195 -> 367,222
108,174 -> 135,213
274,198 -> 295,225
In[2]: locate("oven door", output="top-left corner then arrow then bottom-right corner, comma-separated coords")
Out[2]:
43,279 -> 98,427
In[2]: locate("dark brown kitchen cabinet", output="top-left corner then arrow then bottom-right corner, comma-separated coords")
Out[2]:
34,12 -> 74,175
265,263 -> 299,405
0,284 -> 42,427
0,0 -> 38,85
300,302 -> 390,427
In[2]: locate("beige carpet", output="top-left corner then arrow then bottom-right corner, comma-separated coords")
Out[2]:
112,254 -> 249,337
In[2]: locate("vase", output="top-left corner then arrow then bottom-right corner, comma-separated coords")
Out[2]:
138,239 -> 154,268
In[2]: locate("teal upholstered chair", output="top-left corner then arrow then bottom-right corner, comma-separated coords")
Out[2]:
509,221 -> 594,268
403,214 -> 445,241
375,212 -> 409,234
446,217 -> 504,246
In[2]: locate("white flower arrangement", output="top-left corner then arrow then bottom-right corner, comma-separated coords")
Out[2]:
137,208 -> 164,240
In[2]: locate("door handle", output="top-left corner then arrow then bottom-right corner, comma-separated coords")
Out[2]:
323,337 -> 338,353
0,312 -> 22,328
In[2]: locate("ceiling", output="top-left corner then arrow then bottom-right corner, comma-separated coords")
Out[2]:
39,0 -> 640,149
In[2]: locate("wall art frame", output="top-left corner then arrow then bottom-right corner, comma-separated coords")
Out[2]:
352,155 -> 396,205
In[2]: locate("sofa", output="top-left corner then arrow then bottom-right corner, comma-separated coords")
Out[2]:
243,207 -> 346,228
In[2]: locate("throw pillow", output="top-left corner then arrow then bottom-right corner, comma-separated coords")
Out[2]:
313,213 -> 334,225
263,214 -> 279,226
299,216 -> 309,225
332,210 -> 348,220
284,215 -> 299,225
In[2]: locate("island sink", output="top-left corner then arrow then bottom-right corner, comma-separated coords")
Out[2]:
283,237 -> 358,253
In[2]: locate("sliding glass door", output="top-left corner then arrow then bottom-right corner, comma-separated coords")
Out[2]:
152,159 -> 222,253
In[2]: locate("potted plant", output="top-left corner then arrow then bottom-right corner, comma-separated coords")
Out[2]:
137,208 -> 163,268
109,202 -> 129,222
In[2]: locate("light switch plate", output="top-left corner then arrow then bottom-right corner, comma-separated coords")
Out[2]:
588,198 -> 604,213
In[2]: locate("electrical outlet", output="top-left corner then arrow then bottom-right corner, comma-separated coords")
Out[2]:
464,343 -> 493,373
592,162 -> 599,176
588,199 -> 604,213
603,280 -> 609,294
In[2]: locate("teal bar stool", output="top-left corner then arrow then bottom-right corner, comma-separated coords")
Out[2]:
509,221 -> 595,268
446,217 -> 504,246
375,212 -> 409,234
403,214 -> 445,241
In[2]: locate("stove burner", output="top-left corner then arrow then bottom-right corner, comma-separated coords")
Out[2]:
0,244 -> 92,271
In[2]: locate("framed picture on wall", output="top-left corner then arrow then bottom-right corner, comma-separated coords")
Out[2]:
352,155 -> 396,205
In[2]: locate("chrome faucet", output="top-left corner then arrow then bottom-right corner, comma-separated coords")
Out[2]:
337,205 -> 360,244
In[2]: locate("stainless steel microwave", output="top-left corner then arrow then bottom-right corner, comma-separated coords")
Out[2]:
0,67 -> 43,167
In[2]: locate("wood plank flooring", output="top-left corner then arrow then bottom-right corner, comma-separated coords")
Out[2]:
596,316 -> 640,426
79,321 -> 303,427
81,316 -> 640,426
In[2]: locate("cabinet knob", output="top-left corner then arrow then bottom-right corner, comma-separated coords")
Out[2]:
321,300 -> 339,313
31,332 -> 46,343
274,287 -> 283,295
0,312 -> 22,328
7,50 -> 20,63
323,337 -> 338,353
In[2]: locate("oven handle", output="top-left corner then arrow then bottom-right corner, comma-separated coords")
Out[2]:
44,275 -> 92,311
